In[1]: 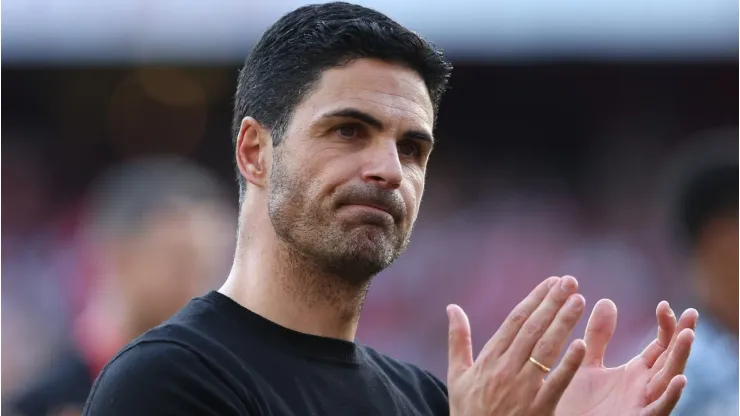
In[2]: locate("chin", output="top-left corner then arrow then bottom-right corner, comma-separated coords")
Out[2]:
328,257 -> 389,285
321,240 -> 398,284
296,223 -> 407,281
351,223 -> 391,242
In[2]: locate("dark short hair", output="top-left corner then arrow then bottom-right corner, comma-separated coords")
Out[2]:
231,1 -> 452,198
677,163 -> 738,247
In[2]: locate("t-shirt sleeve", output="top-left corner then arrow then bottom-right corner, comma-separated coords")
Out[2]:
82,341 -> 248,416
423,370 -> 450,416
425,370 -> 448,397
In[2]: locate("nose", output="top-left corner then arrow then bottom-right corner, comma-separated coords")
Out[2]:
360,139 -> 403,190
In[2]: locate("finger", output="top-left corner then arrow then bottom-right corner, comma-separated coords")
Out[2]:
447,304 -> 474,383
522,294 -> 585,379
505,276 -> 579,364
642,375 -> 686,416
533,339 -> 586,412
656,301 -> 676,349
640,301 -> 677,367
652,309 -> 698,372
479,276 -> 560,359
582,299 -> 618,367
647,328 -> 694,401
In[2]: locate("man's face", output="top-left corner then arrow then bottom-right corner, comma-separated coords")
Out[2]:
119,202 -> 234,330
267,59 -> 435,283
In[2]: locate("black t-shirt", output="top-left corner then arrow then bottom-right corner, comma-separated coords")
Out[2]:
82,291 -> 450,416
5,347 -> 93,416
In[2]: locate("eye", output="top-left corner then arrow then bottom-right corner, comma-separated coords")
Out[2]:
335,123 -> 361,139
397,140 -> 421,158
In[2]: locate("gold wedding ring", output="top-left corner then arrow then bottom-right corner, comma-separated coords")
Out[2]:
528,356 -> 551,373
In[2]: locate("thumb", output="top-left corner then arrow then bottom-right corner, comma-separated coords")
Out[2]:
447,304 -> 473,383
583,299 -> 617,367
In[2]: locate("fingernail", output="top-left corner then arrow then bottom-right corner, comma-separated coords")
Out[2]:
560,276 -> 576,291
566,295 -> 582,310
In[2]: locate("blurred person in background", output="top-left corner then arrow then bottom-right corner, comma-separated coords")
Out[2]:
671,162 -> 738,416
1,142 -> 66,398
4,157 -> 236,416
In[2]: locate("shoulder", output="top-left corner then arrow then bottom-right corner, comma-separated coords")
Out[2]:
361,345 -> 448,411
674,321 -> 739,415
84,339 -> 247,416
684,320 -> 738,381
5,348 -> 91,416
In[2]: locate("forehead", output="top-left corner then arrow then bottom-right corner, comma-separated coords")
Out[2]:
298,59 -> 434,129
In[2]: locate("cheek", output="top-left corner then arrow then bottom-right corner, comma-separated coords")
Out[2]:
269,156 -> 304,203
270,158 -> 332,223
407,167 -> 426,196
316,158 -> 360,199
402,171 -> 425,222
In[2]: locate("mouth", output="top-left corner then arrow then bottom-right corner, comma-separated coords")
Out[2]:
347,203 -> 392,215
340,202 -> 398,222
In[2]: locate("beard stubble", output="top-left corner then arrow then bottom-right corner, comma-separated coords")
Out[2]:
267,150 -> 411,288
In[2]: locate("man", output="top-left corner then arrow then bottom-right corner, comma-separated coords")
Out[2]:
671,163 -> 738,415
83,3 -> 697,415
6,157 -> 235,416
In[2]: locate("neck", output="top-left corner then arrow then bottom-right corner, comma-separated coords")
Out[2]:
220,211 -> 368,342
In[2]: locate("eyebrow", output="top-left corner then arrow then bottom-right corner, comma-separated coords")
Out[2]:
320,108 -> 435,145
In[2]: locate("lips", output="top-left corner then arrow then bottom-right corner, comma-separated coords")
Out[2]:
351,203 -> 392,215
340,198 -> 403,222
334,186 -> 406,223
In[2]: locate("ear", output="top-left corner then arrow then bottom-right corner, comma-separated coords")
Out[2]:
235,117 -> 271,190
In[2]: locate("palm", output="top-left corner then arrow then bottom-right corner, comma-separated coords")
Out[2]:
558,359 -> 654,415
555,300 -> 697,416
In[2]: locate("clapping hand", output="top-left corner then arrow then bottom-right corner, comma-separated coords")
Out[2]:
555,299 -> 697,416
447,276 -> 586,415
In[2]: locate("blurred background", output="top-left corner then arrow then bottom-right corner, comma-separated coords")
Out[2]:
2,0 -> 738,413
